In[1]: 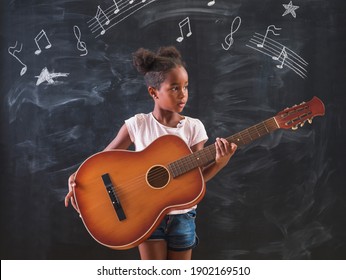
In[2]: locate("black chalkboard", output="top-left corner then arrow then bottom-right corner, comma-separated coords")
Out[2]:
1,0 -> 345,260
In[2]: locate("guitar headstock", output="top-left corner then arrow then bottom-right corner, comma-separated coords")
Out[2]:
275,96 -> 325,130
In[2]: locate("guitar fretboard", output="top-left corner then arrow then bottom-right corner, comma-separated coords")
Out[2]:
168,117 -> 279,178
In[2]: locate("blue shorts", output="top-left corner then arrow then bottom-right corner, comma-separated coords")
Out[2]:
148,209 -> 199,251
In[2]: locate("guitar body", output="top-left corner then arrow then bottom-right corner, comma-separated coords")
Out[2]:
74,135 -> 205,250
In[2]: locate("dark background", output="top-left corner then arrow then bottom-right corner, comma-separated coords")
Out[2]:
1,0 -> 345,260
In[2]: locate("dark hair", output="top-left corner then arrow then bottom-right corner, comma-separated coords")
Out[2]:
132,46 -> 186,89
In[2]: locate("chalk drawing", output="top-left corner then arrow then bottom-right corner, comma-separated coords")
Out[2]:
272,46 -> 288,69
88,0 -> 157,38
73,25 -> 88,56
94,5 -> 110,35
222,16 -> 241,51
34,29 -> 52,55
246,31 -> 308,79
176,17 -> 192,43
8,41 -> 27,76
282,1 -> 299,18
35,67 -> 69,86
257,25 -> 281,48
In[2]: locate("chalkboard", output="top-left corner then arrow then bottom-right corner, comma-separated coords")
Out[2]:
1,0 -> 345,260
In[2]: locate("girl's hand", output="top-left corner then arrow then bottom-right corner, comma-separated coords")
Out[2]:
64,173 -> 80,213
214,137 -> 237,167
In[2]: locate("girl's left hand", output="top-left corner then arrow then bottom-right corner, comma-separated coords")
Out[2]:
214,137 -> 237,167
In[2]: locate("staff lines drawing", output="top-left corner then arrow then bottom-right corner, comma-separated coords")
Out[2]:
246,32 -> 308,79
88,0 -> 159,37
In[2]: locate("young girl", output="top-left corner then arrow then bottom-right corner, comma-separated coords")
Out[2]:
65,46 -> 237,260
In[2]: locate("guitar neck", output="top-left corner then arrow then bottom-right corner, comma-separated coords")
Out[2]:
168,117 -> 279,178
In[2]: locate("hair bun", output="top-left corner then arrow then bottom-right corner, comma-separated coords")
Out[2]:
132,48 -> 156,75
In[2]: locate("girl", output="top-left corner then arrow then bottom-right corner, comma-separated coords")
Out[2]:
65,46 -> 237,260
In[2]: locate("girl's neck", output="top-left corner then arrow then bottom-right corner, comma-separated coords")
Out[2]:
152,109 -> 184,128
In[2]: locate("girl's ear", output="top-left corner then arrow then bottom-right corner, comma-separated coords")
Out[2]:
148,86 -> 158,99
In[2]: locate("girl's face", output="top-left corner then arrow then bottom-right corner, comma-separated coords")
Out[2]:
152,66 -> 189,113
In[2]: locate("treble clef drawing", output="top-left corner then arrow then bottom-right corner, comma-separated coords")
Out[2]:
73,25 -> 88,56
222,16 -> 242,51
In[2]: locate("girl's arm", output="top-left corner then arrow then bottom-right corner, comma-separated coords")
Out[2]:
65,124 -> 133,212
191,138 -> 237,182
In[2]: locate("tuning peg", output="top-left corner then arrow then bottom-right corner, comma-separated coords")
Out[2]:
308,118 -> 313,124
300,121 -> 306,127
300,101 -> 306,105
292,125 -> 298,130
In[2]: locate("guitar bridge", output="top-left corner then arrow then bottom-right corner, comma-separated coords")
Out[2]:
101,173 -> 126,221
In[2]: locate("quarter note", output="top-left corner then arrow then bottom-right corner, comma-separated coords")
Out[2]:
257,25 -> 281,48
95,5 -> 110,35
176,17 -> 192,43
34,29 -> 52,55
8,41 -> 27,76
207,0 -> 216,6
113,0 -> 119,14
272,46 -> 288,69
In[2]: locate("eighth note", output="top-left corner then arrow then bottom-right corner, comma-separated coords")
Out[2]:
222,16 -> 241,51
176,17 -> 192,43
73,25 -> 88,56
95,5 -> 110,35
34,29 -> 52,55
272,47 -> 288,69
8,41 -> 27,76
257,25 -> 281,48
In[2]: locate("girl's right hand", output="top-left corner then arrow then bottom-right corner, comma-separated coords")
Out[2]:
64,173 -> 80,213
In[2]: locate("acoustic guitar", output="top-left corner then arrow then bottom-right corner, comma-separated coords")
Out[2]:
73,96 -> 325,250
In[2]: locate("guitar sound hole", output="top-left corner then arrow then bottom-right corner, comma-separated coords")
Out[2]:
147,165 -> 170,189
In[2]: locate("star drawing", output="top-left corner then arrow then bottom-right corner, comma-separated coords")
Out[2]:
282,1 -> 299,18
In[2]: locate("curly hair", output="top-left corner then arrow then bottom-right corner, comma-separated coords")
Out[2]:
132,46 -> 186,89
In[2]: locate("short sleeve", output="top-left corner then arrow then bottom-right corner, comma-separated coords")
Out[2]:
190,118 -> 208,147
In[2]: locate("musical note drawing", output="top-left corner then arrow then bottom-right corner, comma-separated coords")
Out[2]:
246,31 -> 309,79
176,17 -> 192,43
34,29 -> 52,55
129,0 -> 146,3
256,25 -> 281,48
282,1 -> 299,18
73,25 -> 88,56
207,0 -> 215,6
95,5 -> 110,35
222,16 -> 241,51
35,67 -> 69,86
8,41 -> 27,76
88,0 -> 156,38
272,46 -> 288,69
113,0 -> 120,14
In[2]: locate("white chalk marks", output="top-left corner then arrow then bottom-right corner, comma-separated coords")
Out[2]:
282,1 -> 299,18
34,29 -> 52,55
176,17 -> 192,43
222,16 -> 241,51
35,67 -> 70,86
8,41 -> 27,76
88,0 -> 157,38
246,26 -> 308,79
73,25 -> 88,56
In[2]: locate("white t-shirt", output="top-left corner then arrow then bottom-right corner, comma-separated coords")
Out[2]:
125,112 -> 208,214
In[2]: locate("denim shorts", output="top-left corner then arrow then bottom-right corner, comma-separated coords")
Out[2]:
148,209 -> 199,251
